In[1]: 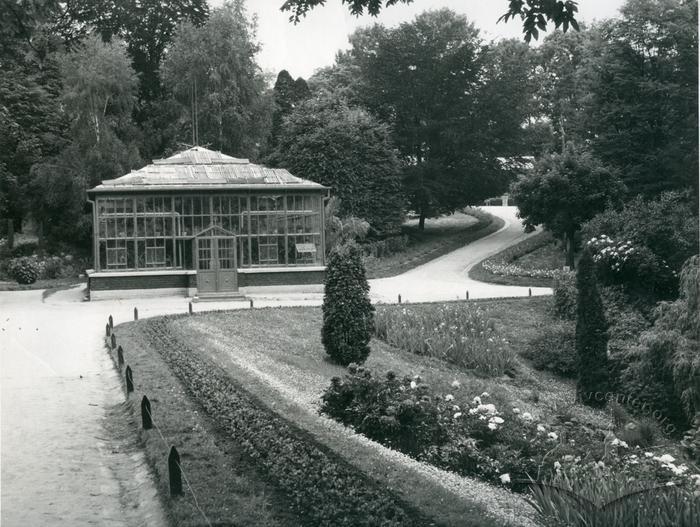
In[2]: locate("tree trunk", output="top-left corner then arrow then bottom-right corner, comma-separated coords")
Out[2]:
566,230 -> 576,269
418,211 -> 426,230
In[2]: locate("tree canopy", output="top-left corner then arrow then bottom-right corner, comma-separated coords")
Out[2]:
269,93 -> 405,236
511,145 -> 626,268
162,0 -> 271,158
280,0 -> 580,41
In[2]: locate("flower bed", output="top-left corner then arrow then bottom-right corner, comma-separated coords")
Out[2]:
139,317 -> 433,527
374,303 -> 516,376
321,365 -> 700,506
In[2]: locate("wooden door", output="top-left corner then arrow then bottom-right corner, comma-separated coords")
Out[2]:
215,237 -> 238,292
196,236 -> 238,293
196,238 -> 217,293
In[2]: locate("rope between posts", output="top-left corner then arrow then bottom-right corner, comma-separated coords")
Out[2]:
147,411 -> 212,527
107,316 -> 212,527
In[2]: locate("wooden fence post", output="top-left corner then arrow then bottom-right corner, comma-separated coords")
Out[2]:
134,307 -> 138,320
110,333 -> 117,350
117,345 -> 124,368
106,323 -> 111,337
125,365 -> 134,393
108,315 -> 113,329
141,395 -> 153,430
168,446 -> 183,496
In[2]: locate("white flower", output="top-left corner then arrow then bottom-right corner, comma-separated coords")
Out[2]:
563,455 -> 574,462
666,481 -> 675,487
490,416 -> 504,425
476,403 -> 498,415
597,461 -> 605,468
453,412 -> 462,419
472,396 -> 482,405
452,405 -> 461,411
468,408 -> 479,415
521,412 -> 533,421
481,392 -> 490,398
451,380 -> 461,389
512,407 -> 520,414
611,438 -> 629,448
499,473 -> 511,484
410,381 -> 417,389
554,461 -> 561,470
537,424 -> 546,433
644,452 -> 654,458
548,432 -> 558,441
445,394 -> 454,402
655,454 -> 675,464
488,422 -> 498,430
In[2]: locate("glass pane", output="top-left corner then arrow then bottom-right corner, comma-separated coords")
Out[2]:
218,238 -> 236,269
198,239 -> 212,270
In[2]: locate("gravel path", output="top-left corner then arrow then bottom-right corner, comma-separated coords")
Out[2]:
370,206 -> 552,303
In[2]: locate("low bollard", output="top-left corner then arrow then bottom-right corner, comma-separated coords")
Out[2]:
110,333 -> 117,349
398,294 -> 402,304
141,395 -> 153,430
168,446 -> 183,496
134,307 -> 138,320
528,288 -> 532,297
106,323 -> 111,337
108,315 -> 113,329
466,290 -> 469,300
188,302 -> 193,315
117,345 -> 124,368
125,365 -> 134,393
249,298 -> 254,309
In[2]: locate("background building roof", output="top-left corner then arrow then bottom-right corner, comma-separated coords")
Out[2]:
89,147 -> 326,193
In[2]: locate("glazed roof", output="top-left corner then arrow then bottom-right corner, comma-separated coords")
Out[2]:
89,147 -> 326,193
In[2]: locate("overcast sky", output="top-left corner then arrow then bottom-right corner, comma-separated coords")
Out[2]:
211,1 -> 625,80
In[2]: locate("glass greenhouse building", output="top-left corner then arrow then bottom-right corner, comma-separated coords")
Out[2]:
86,147 -> 328,299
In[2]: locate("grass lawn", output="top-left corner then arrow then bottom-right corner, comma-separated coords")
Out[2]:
119,297 -> 623,527
365,209 -> 505,279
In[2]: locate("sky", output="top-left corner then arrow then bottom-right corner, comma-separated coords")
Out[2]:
211,1 -> 626,80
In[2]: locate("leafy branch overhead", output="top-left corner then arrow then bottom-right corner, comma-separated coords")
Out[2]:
280,0 -> 580,41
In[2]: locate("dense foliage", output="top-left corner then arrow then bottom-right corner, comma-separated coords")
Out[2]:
511,145 -> 625,268
575,250 -> 609,406
322,243 -> 375,365
523,321 -> 577,377
271,94 -> 405,236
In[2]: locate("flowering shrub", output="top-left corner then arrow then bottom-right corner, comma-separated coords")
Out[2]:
322,365 -> 700,500
321,365 -> 598,493
522,321 -> 577,377
374,303 -> 516,376
8,257 -> 40,284
587,235 -> 677,298
481,260 -> 564,279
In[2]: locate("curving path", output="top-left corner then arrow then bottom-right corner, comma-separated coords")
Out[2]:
369,206 -> 552,303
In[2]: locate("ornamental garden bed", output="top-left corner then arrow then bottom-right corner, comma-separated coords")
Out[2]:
113,298 -> 699,527
468,231 -> 565,287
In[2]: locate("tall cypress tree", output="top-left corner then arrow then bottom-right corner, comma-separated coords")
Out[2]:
322,242 -> 375,366
575,248 -> 609,406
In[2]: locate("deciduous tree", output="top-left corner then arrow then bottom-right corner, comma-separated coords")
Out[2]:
511,144 -> 625,268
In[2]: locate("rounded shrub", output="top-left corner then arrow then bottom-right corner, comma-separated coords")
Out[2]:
9,257 -> 40,284
322,242 -> 375,365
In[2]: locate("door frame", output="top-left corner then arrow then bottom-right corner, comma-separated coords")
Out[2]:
193,225 -> 238,294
